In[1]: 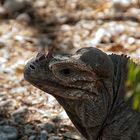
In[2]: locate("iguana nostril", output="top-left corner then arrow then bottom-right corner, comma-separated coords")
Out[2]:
29,64 -> 36,70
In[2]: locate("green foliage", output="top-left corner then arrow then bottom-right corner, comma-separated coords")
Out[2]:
126,60 -> 140,109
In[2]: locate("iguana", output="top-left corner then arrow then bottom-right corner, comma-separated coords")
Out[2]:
24,47 -> 140,140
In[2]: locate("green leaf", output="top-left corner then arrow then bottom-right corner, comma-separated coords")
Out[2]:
133,94 -> 140,109
127,60 -> 140,109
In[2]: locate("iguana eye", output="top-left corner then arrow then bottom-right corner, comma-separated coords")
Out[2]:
59,68 -> 74,77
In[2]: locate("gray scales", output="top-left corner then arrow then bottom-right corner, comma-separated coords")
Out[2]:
24,47 -> 140,140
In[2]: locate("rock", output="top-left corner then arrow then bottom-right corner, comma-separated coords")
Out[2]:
51,116 -> 62,124
40,122 -> 55,133
40,130 -> 49,140
45,122 -> 55,133
113,0 -> 131,12
12,106 -> 28,116
0,125 -> 18,140
12,107 -> 28,124
57,110 -> 69,120
48,136 -> 61,140
24,125 -> 36,135
0,6 -> 7,16
3,0 -> 27,13
16,13 -> 31,23
14,116 -> 25,124
35,1 -> 46,8
63,132 -> 81,140
0,133 -> 7,140
36,36 -> 52,47
28,135 -> 36,140
0,100 -> 12,107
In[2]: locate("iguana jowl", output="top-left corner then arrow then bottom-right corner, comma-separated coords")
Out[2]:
24,47 -> 140,140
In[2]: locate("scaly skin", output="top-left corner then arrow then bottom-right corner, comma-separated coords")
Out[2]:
24,47 -> 140,140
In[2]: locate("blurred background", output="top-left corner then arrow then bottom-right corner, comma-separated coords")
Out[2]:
0,0 -> 140,140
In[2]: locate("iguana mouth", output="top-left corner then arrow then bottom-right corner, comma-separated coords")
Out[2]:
24,70 -> 97,100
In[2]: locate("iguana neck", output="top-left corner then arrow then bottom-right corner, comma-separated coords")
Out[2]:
100,102 -> 140,140
56,97 -> 104,139
100,54 -> 140,139
109,54 -> 128,113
